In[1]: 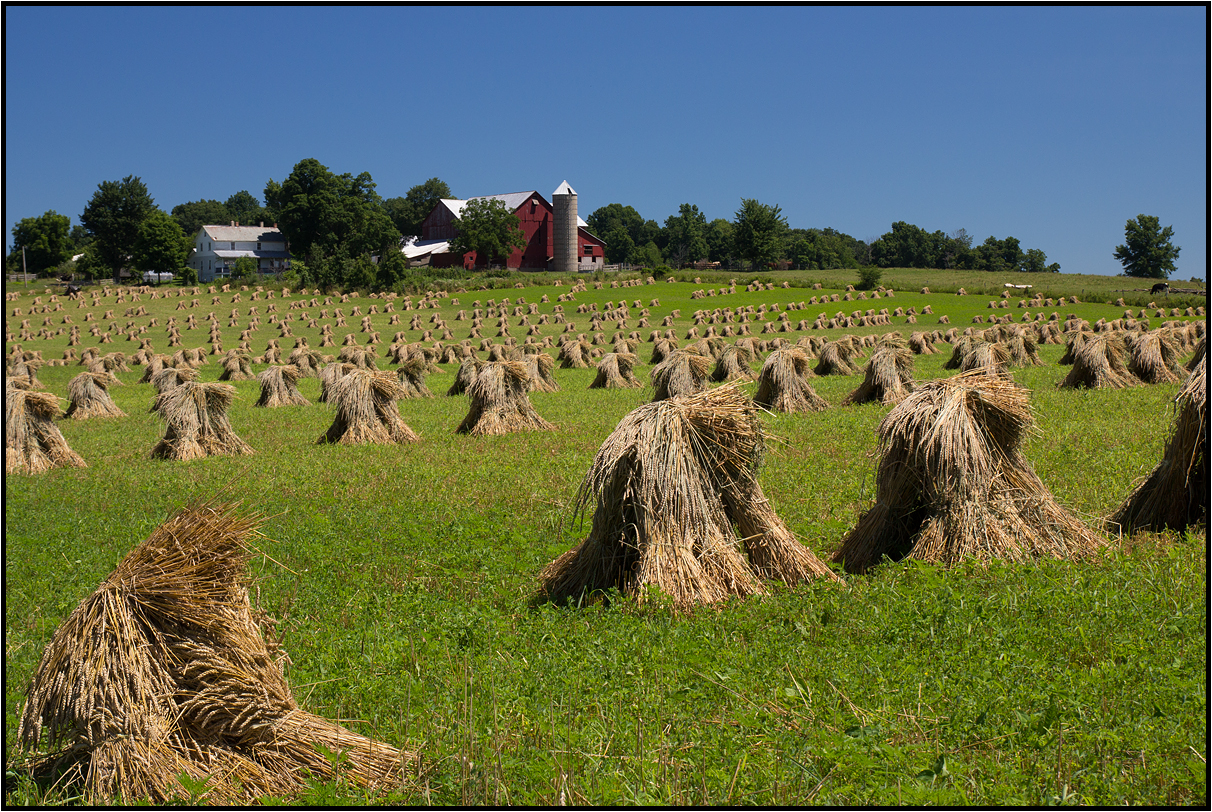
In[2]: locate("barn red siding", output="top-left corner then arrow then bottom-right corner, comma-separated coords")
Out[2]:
423,193 -> 606,270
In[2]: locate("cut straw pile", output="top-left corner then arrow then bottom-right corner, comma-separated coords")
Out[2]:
64,371 -> 127,419
16,501 -> 411,805
752,348 -> 828,413
540,384 -> 838,609
1108,354 -> 1207,533
151,381 -> 253,460
842,345 -> 915,406
6,379 -> 87,474
456,360 -> 554,436
1058,333 -> 1136,389
318,368 -> 419,445
832,370 -> 1106,573
650,350 -> 711,401
255,365 -> 311,407
589,352 -> 642,389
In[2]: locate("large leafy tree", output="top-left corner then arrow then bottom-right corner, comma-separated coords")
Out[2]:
384,178 -> 454,238
131,209 -> 191,277
1114,214 -> 1180,279
11,210 -> 73,275
586,203 -> 661,265
224,190 -> 271,227
171,199 -> 230,238
449,198 -> 527,268
275,158 -> 400,265
663,204 -> 709,268
705,218 -> 734,265
732,198 -> 788,272
80,175 -> 156,283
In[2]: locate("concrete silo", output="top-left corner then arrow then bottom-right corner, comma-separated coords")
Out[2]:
552,181 -> 578,275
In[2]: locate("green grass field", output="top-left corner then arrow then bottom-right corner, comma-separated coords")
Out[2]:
5,270 -> 1207,805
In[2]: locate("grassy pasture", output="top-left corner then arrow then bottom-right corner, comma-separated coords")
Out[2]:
4,272 -> 1207,805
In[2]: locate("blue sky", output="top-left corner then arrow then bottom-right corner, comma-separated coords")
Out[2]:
5,5 -> 1206,278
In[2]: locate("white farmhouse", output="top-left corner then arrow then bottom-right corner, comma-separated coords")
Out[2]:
190,222 -> 291,282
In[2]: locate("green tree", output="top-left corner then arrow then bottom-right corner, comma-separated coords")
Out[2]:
384,178 -> 454,237
263,178 -> 285,223
79,175 -> 156,283
11,210 -> 73,275
449,198 -> 527,268
587,203 -> 650,264
375,242 -> 410,290
1114,214 -> 1181,279
662,204 -> 709,268
705,218 -> 734,265
131,209 -> 191,278
732,198 -> 788,272
73,244 -> 109,282
224,190 -> 270,226
171,199 -> 230,238
231,256 -> 259,282
633,240 -> 664,269
856,266 -> 883,290
276,158 -> 401,272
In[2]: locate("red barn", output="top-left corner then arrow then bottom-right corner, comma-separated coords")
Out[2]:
404,185 -> 605,272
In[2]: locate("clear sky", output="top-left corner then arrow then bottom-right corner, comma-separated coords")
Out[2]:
4,5 -> 1207,279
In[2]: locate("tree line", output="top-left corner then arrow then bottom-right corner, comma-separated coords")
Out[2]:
7,157 -> 1183,288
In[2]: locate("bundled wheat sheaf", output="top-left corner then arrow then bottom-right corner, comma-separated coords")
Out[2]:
396,356 -> 435,399
752,348 -> 829,413
522,351 -> 560,393
842,345 -> 915,406
16,502 -> 412,804
255,365 -> 311,407
64,371 -> 127,419
456,360 -> 554,436
650,350 -> 712,401
6,379 -> 88,474
540,384 -> 838,609
318,368 -> 419,445
832,370 -> 1106,573
589,352 -> 642,389
150,365 -> 199,395
150,381 -> 254,460
1108,354 -> 1207,533
1059,333 -> 1137,389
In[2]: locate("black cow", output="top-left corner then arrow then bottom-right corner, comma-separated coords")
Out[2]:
1150,282 -> 1170,295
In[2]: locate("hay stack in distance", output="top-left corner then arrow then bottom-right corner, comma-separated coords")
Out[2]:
151,381 -> 253,460
318,361 -> 355,403
1059,333 -> 1137,389
150,366 -> 199,395
833,371 -> 1105,573
650,350 -> 711,401
1125,329 -> 1183,384
218,351 -> 254,381
710,344 -> 755,382
16,502 -> 410,804
318,368 -> 419,445
589,352 -> 642,389
396,356 -> 435,399
64,371 -> 127,419
539,384 -> 838,609
752,347 -> 829,413
842,345 -> 915,406
456,360 -> 555,436
522,351 -> 560,393
813,339 -> 861,376
446,357 -> 485,396
254,365 -> 310,407
6,380 -> 87,474
1109,354 -> 1207,534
